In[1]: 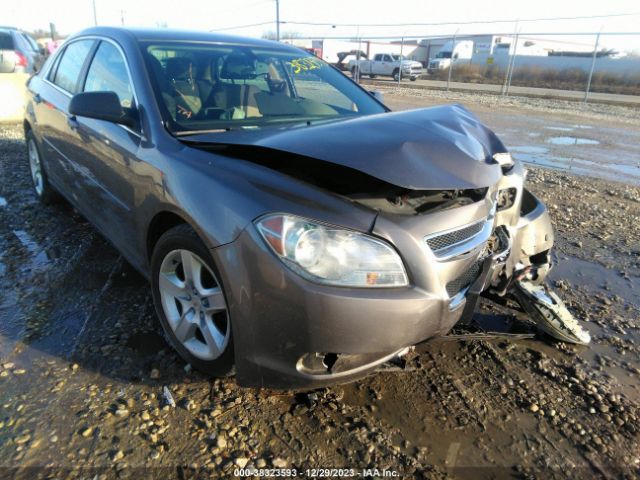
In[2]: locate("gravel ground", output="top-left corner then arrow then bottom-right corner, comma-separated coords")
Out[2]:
0,110 -> 639,480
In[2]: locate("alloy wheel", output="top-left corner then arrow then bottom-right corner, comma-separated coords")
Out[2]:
28,139 -> 44,196
158,249 -> 230,360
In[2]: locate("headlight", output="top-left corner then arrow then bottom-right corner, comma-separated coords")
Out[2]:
255,214 -> 408,288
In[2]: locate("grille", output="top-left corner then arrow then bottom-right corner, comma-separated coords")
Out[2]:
426,220 -> 485,253
446,260 -> 483,297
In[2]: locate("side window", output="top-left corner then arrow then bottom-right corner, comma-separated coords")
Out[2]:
52,40 -> 94,93
0,33 -> 14,50
383,55 -> 392,62
84,41 -> 134,108
374,54 -> 382,61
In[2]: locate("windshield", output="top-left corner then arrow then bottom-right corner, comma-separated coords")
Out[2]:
141,42 -> 386,133
391,55 -> 401,61
435,51 -> 452,59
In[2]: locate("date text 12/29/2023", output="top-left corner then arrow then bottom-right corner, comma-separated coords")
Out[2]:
234,468 -> 400,477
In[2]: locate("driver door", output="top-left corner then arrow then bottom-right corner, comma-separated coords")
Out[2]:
71,40 -> 143,263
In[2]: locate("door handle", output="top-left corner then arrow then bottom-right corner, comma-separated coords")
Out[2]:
67,115 -> 79,130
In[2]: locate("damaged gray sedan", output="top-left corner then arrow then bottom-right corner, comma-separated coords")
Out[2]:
24,27 -> 589,389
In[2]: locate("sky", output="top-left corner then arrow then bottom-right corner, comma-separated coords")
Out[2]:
4,0 -> 640,52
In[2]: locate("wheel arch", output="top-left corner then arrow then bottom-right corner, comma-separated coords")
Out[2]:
146,210 -> 206,261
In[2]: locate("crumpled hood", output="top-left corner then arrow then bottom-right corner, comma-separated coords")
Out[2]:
182,104 -> 507,190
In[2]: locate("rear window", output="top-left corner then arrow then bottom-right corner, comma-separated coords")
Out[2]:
0,33 -> 14,50
52,40 -> 94,93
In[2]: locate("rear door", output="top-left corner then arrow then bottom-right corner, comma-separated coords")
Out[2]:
382,54 -> 394,75
33,39 -> 96,200
0,31 -> 15,73
370,54 -> 383,74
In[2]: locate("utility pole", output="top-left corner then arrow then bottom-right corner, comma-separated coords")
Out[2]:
275,0 -> 280,41
501,20 -> 519,95
584,31 -> 601,103
446,28 -> 459,91
398,36 -> 404,84
505,31 -> 520,96
92,0 -> 98,26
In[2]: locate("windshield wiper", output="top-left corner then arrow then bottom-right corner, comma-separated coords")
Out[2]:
173,128 -> 233,137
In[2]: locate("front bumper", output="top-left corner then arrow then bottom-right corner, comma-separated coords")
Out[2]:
212,177 -> 554,389
212,226 -> 473,389
401,66 -> 423,76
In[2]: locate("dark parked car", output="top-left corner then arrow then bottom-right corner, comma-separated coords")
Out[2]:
24,27 -> 563,389
0,27 -> 45,73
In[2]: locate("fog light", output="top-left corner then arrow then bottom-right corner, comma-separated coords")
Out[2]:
497,187 -> 517,211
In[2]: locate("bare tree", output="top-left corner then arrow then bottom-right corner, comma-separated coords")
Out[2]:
262,30 -> 301,40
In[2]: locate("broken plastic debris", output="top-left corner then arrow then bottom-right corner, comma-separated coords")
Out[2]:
513,281 -> 591,345
162,386 -> 176,407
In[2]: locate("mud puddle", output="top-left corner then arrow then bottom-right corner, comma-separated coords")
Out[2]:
510,145 -> 640,184
551,255 -> 638,306
547,137 -> 600,146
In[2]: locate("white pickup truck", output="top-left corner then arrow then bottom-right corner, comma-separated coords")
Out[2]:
348,53 -> 423,81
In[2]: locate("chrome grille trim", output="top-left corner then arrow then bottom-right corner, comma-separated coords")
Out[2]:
425,219 -> 485,253
424,216 -> 494,261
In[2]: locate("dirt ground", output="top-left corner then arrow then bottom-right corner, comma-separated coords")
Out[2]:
0,90 -> 639,479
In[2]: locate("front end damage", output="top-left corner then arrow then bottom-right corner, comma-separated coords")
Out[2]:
185,104 -> 589,389
479,160 -> 591,345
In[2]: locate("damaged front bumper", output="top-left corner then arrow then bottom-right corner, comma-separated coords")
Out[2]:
211,163 -> 556,389
490,164 -> 554,291
212,226 -> 473,389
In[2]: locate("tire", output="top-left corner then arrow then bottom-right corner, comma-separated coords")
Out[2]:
410,76 -> 417,81
392,69 -> 400,82
369,74 -> 376,79
150,224 -> 235,377
26,130 -> 59,204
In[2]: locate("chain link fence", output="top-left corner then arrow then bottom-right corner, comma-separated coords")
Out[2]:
289,31 -> 640,103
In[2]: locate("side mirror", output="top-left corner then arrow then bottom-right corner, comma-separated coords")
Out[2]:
69,91 -> 136,129
369,90 -> 384,103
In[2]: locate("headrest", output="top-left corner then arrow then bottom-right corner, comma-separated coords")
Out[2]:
166,57 -> 195,81
220,55 -> 256,80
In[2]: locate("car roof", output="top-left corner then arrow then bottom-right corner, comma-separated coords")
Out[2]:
72,26 -> 300,52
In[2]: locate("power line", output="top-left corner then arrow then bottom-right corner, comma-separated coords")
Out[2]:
212,20 -> 275,32
280,12 -> 640,28
292,31 -> 640,41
